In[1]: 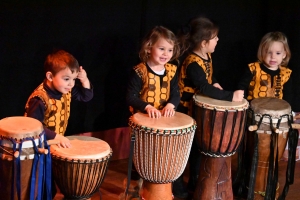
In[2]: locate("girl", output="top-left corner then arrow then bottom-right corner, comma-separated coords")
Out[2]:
173,16 -> 244,198
237,31 -> 292,103
126,26 -> 181,118
123,26 -> 181,200
236,32 -> 294,199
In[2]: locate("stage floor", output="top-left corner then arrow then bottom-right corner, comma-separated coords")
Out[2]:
53,158 -> 300,200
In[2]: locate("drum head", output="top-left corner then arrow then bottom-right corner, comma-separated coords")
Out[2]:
250,97 -> 291,117
0,116 -> 43,140
130,112 -> 195,132
193,94 -> 249,111
50,136 -> 111,160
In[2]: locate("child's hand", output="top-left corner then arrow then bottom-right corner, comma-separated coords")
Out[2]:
232,90 -> 244,102
161,103 -> 175,117
54,134 -> 71,148
213,83 -> 223,90
77,66 -> 90,88
145,105 -> 161,118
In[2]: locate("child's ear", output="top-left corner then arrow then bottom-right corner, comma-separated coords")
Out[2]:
201,40 -> 207,48
46,72 -> 53,81
283,51 -> 287,59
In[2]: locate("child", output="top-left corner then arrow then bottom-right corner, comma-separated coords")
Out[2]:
237,31 -> 292,103
236,32 -> 293,198
25,50 -> 93,148
123,26 -> 181,199
173,16 -> 244,198
126,26 -> 181,118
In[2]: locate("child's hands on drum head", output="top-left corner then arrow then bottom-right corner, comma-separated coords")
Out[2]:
161,103 -> 175,117
54,134 -> 71,148
145,105 -> 161,118
232,90 -> 244,102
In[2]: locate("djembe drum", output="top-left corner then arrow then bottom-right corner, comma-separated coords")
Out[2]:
193,94 -> 249,200
0,116 -> 51,200
129,112 -> 196,200
50,136 -> 112,200
246,97 -> 295,200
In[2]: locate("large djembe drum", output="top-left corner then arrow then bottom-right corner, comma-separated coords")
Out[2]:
193,94 -> 249,200
129,112 -> 196,200
50,136 -> 112,200
0,116 -> 51,200
246,97 -> 297,200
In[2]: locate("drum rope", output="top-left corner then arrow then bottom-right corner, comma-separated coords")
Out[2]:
247,111 -> 263,200
16,140 -> 22,200
278,115 -> 299,200
29,137 -> 41,200
43,136 -> 52,200
36,137 -> 45,200
131,123 -> 196,184
265,125 -> 279,200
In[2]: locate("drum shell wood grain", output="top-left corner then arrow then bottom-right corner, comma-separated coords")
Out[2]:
193,95 -> 248,157
194,107 -> 247,156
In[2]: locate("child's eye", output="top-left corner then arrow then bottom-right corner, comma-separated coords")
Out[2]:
169,49 -> 173,52
159,48 -> 164,50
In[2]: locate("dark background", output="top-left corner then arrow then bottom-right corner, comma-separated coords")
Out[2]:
1,0 -> 300,135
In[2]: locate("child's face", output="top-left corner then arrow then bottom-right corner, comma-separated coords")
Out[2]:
51,68 -> 78,94
148,38 -> 174,66
202,35 -> 219,53
263,41 -> 286,70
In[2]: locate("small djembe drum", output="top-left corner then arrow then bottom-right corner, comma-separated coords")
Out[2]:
0,116 -> 51,200
50,136 -> 112,200
129,112 -> 196,200
246,97 -> 297,200
193,94 -> 249,200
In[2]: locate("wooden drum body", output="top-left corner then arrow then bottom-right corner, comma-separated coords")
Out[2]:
0,116 -> 50,200
246,97 -> 291,200
193,94 -> 248,200
129,112 -> 196,200
50,136 -> 112,200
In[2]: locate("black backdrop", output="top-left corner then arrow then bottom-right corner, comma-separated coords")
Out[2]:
1,0 -> 300,135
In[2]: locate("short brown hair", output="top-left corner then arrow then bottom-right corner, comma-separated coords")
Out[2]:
44,50 -> 79,75
139,26 -> 180,63
257,32 -> 291,67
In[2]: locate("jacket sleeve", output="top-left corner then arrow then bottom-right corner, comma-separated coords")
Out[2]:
126,69 -> 148,112
167,69 -> 180,109
71,82 -> 94,102
283,74 -> 294,110
186,62 -> 233,101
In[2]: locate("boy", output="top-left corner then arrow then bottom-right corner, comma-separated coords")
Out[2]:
25,50 -> 93,147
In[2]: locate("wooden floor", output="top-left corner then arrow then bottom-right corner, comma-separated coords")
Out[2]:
53,158 -> 300,200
